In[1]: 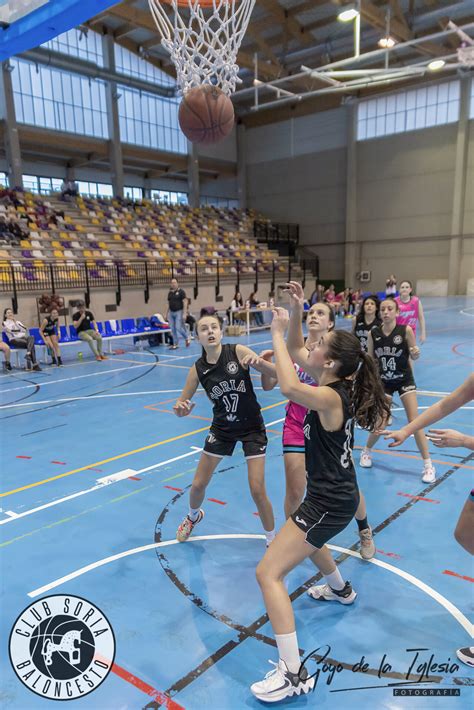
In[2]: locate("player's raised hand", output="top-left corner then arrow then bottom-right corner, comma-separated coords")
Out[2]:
173,399 -> 195,417
271,307 -> 289,334
259,349 -> 274,361
283,281 -> 305,309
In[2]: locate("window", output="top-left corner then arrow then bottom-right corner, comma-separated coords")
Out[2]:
124,186 -> 144,200
21,175 -> 63,194
12,58 -> 108,139
42,27 -> 103,65
115,45 -> 175,88
118,86 -> 187,154
77,181 -> 113,198
357,80 -> 460,140
22,174 -> 40,193
201,195 -> 239,209
0,172 -> 8,188
151,190 -> 188,205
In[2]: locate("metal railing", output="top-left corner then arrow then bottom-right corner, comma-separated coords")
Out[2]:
253,220 -> 300,246
0,258 -> 312,311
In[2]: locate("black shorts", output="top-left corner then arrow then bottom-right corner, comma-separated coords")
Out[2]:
291,494 -> 359,549
203,426 -> 267,459
382,375 -> 416,398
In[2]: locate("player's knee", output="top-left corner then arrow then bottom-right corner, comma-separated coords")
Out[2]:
454,524 -> 474,555
255,560 -> 271,588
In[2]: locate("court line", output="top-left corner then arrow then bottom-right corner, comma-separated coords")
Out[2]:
26,534 -> 473,637
0,390 -> 194,410
0,418 -> 286,524
354,444 -> 474,471
0,402 -> 287,498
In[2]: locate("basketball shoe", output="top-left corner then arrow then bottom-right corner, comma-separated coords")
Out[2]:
250,659 -> 314,702
307,581 -> 357,605
176,509 -> 204,542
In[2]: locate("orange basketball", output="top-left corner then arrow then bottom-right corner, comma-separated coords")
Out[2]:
178,85 -> 235,145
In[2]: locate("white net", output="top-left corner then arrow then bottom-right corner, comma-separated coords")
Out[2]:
148,0 -> 256,95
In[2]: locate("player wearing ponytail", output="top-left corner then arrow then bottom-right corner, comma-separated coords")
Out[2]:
250,307 -> 389,703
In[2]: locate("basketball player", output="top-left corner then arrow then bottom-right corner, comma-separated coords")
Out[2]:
383,373 -> 474,668
395,280 -> 426,343
39,308 -> 62,366
359,298 -> 436,483
173,314 -> 276,545
249,282 -> 375,560
250,308 -> 390,703
353,294 -> 381,352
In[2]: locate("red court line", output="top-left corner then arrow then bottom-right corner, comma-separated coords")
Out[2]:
376,549 -> 401,559
164,485 -> 183,492
207,498 -> 227,505
253,512 -> 260,517
443,570 -> 474,583
51,460 -> 66,465
87,468 -> 103,473
111,662 -> 184,709
16,455 -> 32,459
451,342 -> 472,360
354,446 -> 474,471
398,492 -> 440,503
128,476 -> 141,481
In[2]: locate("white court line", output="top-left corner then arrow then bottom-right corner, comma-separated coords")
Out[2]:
0,389 -> 197,410
0,448 -> 204,526
0,418 -> 284,525
460,307 -> 474,317
26,534 -> 473,638
392,406 -> 474,411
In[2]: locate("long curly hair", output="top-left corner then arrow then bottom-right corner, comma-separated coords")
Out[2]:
326,330 -> 390,431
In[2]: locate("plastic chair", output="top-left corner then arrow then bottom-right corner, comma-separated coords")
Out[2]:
121,318 -> 137,334
69,325 -> 79,340
29,327 -> 44,344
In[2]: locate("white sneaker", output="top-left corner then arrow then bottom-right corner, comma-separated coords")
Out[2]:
421,464 -> 436,484
359,527 -> 376,560
250,659 -> 314,703
307,581 -> 357,605
359,451 -> 373,468
456,646 -> 474,667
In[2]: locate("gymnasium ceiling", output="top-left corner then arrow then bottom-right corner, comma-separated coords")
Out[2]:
83,0 -> 474,123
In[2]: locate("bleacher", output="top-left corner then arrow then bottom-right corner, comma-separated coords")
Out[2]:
0,189 -> 297,288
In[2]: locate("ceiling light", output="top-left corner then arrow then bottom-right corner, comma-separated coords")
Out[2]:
337,6 -> 359,22
428,59 -> 446,71
378,36 -> 396,49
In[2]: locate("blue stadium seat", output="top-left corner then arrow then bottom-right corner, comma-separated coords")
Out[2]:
29,327 -> 44,344
69,325 -> 79,340
121,318 -> 137,333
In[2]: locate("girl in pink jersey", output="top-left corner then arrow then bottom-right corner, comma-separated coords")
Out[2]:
246,283 -> 376,560
395,280 -> 426,343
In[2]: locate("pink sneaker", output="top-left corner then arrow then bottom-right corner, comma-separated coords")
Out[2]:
176,510 -> 204,542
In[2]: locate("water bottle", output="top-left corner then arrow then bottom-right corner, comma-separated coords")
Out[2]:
77,351 -> 83,360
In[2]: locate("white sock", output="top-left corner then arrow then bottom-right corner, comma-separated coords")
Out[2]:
188,507 -> 200,522
363,447 -> 371,454
423,458 -> 432,468
265,528 -> 276,545
275,631 -> 300,674
324,568 -> 345,591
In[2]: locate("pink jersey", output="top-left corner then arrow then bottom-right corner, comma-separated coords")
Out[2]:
283,364 -> 317,448
395,296 -> 420,335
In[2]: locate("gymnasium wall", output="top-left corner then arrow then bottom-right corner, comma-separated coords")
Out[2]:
245,108 -> 348,279
245,93 -> 474,293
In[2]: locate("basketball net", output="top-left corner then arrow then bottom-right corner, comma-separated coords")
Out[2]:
148,0 -> 256,95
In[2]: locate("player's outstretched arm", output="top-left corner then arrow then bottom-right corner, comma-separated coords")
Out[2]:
173,365 -> 199,417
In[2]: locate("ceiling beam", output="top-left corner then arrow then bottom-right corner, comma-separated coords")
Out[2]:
256,0 -> 314,48
288,0 -> 329,17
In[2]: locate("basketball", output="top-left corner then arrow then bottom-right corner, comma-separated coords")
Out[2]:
178,85 -> 235,145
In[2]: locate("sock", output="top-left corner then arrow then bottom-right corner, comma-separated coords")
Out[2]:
362,447 -> 371,454
275,632 -> 300,674
423,458 -> 432,468
324,568 -> 345,591
188,507 -> 201,522
265,528 -> 275,545
356,516 -> 369,532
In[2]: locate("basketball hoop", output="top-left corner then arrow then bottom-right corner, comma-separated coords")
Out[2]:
148,0 -> 256,95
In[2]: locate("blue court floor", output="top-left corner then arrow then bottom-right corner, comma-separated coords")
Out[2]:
1,297 -> 473,709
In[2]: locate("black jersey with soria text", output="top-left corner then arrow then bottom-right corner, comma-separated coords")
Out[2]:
354,317 -> 381,352
303,380 -> 358,512
195,344 -> 263,436
371,323 -> 410,382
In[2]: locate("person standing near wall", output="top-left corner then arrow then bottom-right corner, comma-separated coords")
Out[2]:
166,278 -> 190,350
385,274 -> 397,297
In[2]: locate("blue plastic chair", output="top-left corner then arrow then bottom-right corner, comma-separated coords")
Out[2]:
121,318 -> 137,334
59,325 -> 72,342
105,320 -> 116,336
69,325 -> 79,340
29,327 -> 44,344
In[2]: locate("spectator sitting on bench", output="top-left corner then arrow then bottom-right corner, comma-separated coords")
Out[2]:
1,340 -> 12,371
2,308 -> 41,371
72,302 -> 107,361
40,307 -> 62,366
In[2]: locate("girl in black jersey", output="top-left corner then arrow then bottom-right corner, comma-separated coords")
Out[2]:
359,298 -> 436,483
173,314 -> 276,545
39,308 -> 62,366
353,294 -> 381,352
250,308 -> 389,703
